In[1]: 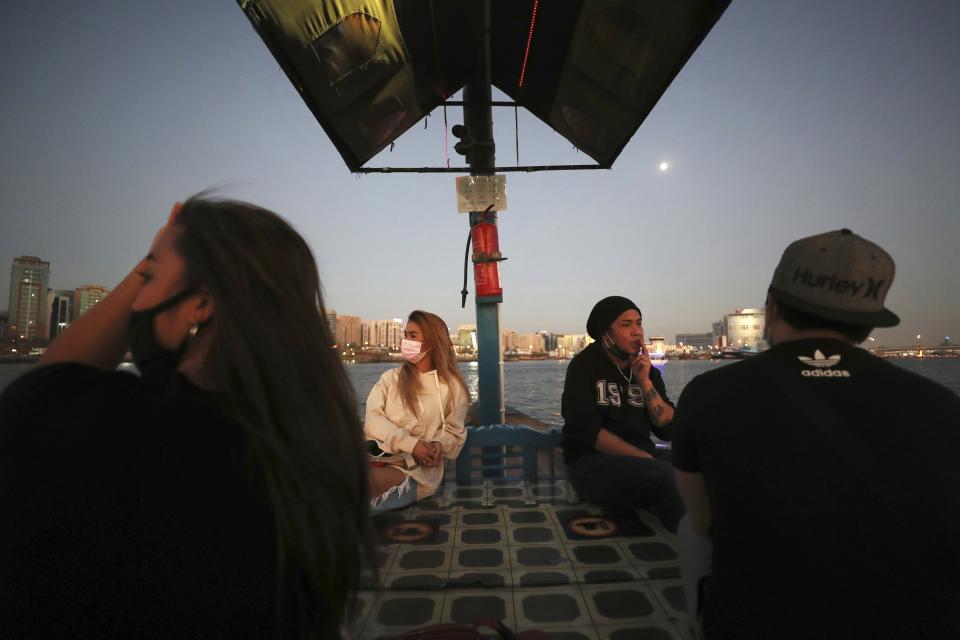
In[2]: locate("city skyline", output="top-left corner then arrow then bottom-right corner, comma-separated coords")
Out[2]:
2,248 -> 947,351
3,248 -> 948,350
2,2 -> 958,346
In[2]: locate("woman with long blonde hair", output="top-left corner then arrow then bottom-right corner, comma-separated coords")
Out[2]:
365,310 -> 470,512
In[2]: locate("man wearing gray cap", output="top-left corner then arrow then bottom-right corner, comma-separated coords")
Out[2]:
672,230 -> 960,638
561,295 -> 685,533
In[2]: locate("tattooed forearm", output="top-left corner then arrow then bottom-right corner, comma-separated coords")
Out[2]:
643,387 -> 672,426
647,398 -> 667,427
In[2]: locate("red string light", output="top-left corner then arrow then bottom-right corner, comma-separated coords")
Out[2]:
518,0 -> 539,88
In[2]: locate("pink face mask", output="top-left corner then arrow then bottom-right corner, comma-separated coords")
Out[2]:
401,338 -> 427,364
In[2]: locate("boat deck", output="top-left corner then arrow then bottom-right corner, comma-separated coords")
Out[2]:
353,479 -> 693,639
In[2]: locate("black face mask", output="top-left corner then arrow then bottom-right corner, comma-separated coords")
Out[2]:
603,331 -> 633,361
127,288 -> 196,376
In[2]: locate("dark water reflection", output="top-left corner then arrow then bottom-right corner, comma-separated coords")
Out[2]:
1,358 -> 957,425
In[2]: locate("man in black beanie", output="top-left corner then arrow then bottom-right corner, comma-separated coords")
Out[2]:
561,295 -> 685,533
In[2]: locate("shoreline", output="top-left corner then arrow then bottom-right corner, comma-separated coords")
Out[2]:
0,357 -> 41,364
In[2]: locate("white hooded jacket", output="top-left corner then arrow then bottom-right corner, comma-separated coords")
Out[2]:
364,367 -> 468,499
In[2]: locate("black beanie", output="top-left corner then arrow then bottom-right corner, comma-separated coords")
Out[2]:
586,296 -> 641,339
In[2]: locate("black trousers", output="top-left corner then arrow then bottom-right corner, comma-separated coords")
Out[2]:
570,449 -> 686,533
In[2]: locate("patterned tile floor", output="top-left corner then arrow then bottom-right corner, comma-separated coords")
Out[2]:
354,480 -> 694,640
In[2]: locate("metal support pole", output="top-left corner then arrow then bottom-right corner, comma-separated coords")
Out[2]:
466,0 -> 504,427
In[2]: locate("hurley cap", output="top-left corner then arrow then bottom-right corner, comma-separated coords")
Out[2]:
769,229 -> 899,327
586,296 -> 641,339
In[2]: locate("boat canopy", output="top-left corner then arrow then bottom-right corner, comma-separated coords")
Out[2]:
237,0 -> 730,171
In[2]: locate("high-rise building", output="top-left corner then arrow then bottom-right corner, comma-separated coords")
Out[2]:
335,315 -> 362,347
712,321 -> 724,343
0,310 -> 8,338
538,331 -> 558,351
723,308 -> 765,349
523,333 -> 546,354
361,320 -> 376,348
379,318 -> 404,350
8,256 -> 51,339
363,319 -> 404,350
325,308 -> 337,339
48,289 -> 75,340
372,321 -> 386,348
75,285 -> 111,318
556,334 -> 593,357
502,331 -> 546,354
457,324 -> 477,353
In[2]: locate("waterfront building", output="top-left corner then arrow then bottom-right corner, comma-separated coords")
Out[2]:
648,336 -> 666,353
360,320 -> 376,348
365,318 -> 404,350
556,333 -> 593,358
335,315 -> 362,347
47,289 -> 75,340
325,308 -> 337,339
502,331 -> 546,355
523,332 -> 546,354
723,307 -> 766,349
0,310 -> 7,338
676,332 -> 715,350
537,330 -> 558,352
8,256 -> 51,340
75,285 -> 111,318
385,319 -> 404,350
372,320 -> 387,349
457,324 -> 477,354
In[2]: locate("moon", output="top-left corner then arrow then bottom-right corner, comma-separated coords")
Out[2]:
659,161 -> 669,172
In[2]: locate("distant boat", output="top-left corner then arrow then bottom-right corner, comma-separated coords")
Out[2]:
711,347 -> 756,360
355,350 -> 384,363
650,351 -> 667,369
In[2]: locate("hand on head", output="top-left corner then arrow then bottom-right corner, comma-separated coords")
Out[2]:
150,202 -> 183,253
168,201 -> 182,225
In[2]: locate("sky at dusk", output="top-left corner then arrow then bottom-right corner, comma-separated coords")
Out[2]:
2,1 -> 958,347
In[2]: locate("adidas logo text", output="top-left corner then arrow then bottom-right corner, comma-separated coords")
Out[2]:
801,369 -> 851,378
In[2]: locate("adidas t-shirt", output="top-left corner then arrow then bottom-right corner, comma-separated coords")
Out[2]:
673,338 -> 960,638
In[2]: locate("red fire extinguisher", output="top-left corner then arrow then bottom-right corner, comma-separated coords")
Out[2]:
460,206 -> 506,307
471,221 -> 503,297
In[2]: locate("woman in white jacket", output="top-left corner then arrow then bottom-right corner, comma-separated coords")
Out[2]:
365,310 -> 470,513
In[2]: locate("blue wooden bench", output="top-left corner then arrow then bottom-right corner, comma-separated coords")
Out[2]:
455,423 -> 565,485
